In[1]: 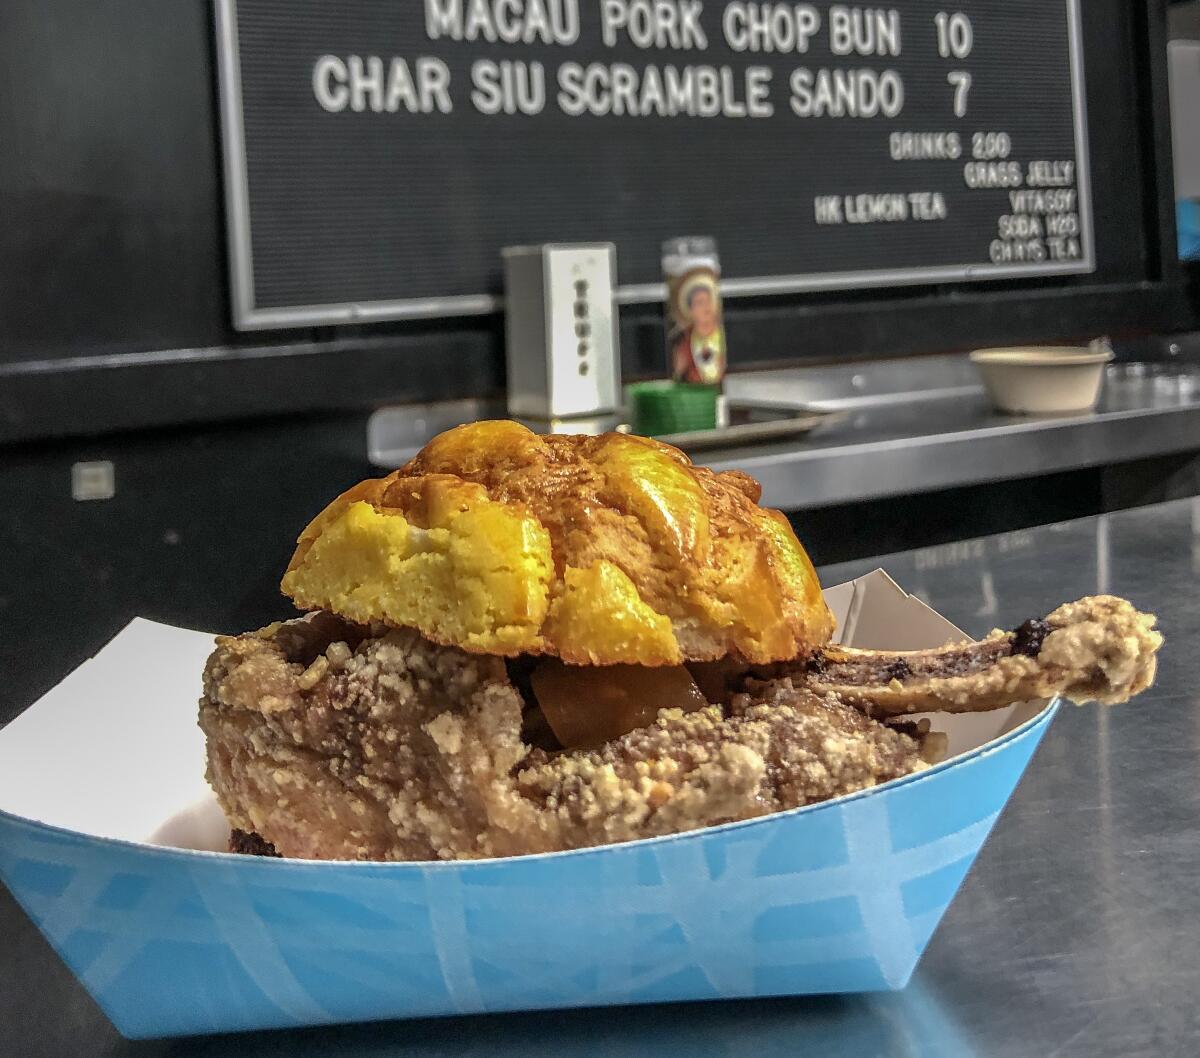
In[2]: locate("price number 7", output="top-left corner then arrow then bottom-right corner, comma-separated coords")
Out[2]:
947,71 -> 972,117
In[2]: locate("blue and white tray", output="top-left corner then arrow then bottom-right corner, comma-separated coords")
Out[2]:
0,572 -> 1056,1038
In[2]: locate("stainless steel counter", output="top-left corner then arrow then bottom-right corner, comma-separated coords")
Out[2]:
712,358 -> 1200,509
2,499 -> 1198,1056
368,355 -> 1200,511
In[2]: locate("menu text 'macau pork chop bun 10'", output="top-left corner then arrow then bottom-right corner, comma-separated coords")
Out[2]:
199,422 -> 1161,861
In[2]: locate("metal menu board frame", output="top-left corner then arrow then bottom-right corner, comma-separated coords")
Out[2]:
215,0 -> 1095,331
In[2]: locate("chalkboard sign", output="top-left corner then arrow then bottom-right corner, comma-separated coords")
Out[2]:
215,0 -> 1094,329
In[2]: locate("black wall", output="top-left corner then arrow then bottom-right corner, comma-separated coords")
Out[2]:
1171,0 -> 1200,37
0,414 -> 374,719
0,0 -> 1193,444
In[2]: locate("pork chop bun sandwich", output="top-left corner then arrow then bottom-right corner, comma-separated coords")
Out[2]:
200,422 -> 1160,861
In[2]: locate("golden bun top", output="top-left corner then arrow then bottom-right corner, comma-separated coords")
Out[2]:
281,421 -> 833,665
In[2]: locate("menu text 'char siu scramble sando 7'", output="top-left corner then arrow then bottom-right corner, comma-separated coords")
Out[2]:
199,422 -> 1161,861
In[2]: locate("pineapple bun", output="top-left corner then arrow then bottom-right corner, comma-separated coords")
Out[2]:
281,420 -> 834,665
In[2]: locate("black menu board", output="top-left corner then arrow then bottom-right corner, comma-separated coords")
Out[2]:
215,0 -> 1093,329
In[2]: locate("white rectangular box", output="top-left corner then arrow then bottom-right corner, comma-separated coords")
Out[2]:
503,243 -> 622,419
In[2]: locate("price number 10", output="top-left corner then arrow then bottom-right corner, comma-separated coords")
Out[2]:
935,12 -> 973,58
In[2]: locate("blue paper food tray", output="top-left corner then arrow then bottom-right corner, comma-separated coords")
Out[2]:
0,573 -> 1057,1038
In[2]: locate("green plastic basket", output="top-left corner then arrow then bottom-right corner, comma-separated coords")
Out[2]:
628,381 -> 719,436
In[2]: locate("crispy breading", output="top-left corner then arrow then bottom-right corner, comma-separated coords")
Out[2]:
200,616 -> 927,861
202,594 -> 1161,863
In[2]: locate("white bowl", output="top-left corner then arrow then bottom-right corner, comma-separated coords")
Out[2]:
969,347 -> 1114,415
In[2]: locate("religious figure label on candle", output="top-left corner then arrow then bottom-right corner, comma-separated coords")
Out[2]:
663,237 -> 727,387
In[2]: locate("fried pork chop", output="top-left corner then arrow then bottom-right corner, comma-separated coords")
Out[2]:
200,615 -> 933,861
201,592 -> 1160,862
